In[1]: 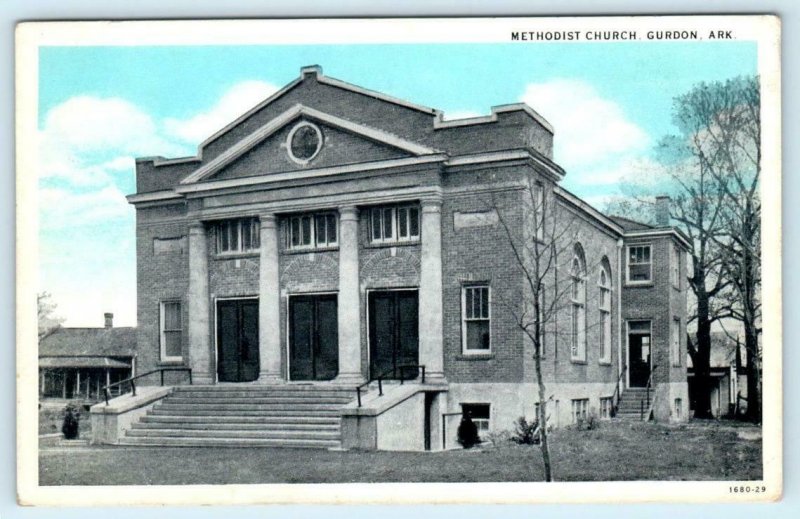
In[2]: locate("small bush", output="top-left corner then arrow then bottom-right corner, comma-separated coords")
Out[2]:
512,416 -> 540,445
457,414 -> 480,449
574,410 -> 600,431
61,404 -> 80,440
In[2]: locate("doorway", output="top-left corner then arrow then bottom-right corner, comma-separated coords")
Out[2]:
368,290 -> 419,380
289,294 -> 339,381
216,299 -> 260,382
628,320 -> 652,388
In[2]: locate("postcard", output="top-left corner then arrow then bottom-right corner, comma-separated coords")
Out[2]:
16,15 -> 781,505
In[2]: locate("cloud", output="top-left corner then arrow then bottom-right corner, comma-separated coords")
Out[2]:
520,79 -> 650,169
164,80 -> 279,144
40,185 -> 131,230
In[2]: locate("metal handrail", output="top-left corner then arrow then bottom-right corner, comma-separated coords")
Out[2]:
355,364 -> 426,407
610,364 -> 628,417
640,364 -> 658,420
441,411 -> 464,450
103,367 -> 193,405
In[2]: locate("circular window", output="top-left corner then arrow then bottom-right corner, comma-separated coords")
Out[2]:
287,122 -> 323,164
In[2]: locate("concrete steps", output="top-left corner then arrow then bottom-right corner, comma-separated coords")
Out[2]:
122,384 -> 356,448
615,388 -> 651,420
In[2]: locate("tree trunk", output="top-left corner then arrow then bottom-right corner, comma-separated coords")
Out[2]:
744,323 -> 760,422
692,293 -> 714,419
534,342 -> 553,482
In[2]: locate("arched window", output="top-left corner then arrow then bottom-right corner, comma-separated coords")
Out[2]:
570,245 -> 587,362
598,258 -> 612,364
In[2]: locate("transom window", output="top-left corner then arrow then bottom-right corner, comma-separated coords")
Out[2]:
570,246 -> 587,362
461,403 -> 491,434
370,204 -> 420,244
599,262 -> 612,364
287,212 -> 338,250
463,285 -> 491,352
627,244 -> 652,283
217,218 -> 260,254
160,300 -> 182,362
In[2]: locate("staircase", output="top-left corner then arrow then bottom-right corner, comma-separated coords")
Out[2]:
120,385 -> 356,448
615,388 -> 651,420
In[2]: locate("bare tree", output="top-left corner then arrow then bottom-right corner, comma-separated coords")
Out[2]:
490,179 -> 605,482
38,291 -> 64,341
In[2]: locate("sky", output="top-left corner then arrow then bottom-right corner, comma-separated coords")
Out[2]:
37,42 -> 757,327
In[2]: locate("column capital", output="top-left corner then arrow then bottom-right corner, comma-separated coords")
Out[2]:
188,220 -> 206,233
421,197 -> 443,213
259,213 -> 277,228
338,205 -> 359,220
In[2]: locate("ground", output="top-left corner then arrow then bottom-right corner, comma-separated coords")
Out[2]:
39,420 -> 762,485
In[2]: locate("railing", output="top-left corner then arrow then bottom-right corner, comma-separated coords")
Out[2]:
102,367 -> 193,406
610,365 -> 628,417
441,411 -> 464,450
640,364 -> 658,421
355,364 -> 426,407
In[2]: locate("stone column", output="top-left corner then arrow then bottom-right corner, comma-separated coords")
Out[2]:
188,221 -> 213,384
419,198 -> 445,382
258,213 -> 283,383
335,206 -> 364,384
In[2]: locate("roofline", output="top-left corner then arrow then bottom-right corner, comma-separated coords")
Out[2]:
180,104 -> 442,185
623,228 -> 692,249
434,103 -> 554,134
608,214 -> 655,229
445,149 -> 564,181
553,186 -> 624,236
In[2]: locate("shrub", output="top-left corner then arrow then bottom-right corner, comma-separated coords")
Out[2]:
457,414 -> 480,449
512,416 -> 540,445
574,410 -> 600,431
61,404 -> 80,440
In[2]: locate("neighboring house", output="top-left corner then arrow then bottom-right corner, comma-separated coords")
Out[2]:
687,331 -> 749,418
39,313 -> 136,401
121,66 -> 689,449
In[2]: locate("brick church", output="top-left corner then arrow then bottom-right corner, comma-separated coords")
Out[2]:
119,66 -> 690,450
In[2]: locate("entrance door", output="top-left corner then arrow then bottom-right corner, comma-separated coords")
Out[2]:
628,321 -> 652,388
369,290 -> 419,380
217,299 -> 260,382
289,294 -> 339,381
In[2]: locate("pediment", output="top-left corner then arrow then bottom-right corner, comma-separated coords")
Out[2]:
181,105 -> 440,184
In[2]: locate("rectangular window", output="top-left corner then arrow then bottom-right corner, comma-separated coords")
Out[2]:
570,276 -> 586,362
216,218 -> 260,254
537,283 -> 546,356
160,301 -> 182,361
461,403 -> 490,434
370,204 -> 420,244
600,397 -> 613,419
671,244 -> 681,288
672,318 -> 681,367
463,285 -> 491,352
534,182 -> 544,241
287,212 -> 338,250
571,399 -> 589,424
627,245 -> 652,283
599,282 -> 612,364
674,398 -> 683,419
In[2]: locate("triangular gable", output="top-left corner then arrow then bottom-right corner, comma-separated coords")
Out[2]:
181,104 -> 441,185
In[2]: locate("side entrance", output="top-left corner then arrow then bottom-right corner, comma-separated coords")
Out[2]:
216,299 -> 259,382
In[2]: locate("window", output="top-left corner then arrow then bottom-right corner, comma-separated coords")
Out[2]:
534,182 -> 545,241
217,218 -> 260,254
461,403 -> 490,434
160,301 -> 182,361
287,212 -> 338,250
570,246 -> 586,362
671,318 -> 681,367
536,283 -> 546,356
599,263 -> 612,364
627,245 -> 652,283
571,399 -> 589,424
370,204 -> 420,244
287,122 -> 323,164
600,397 -> 613,419
463,285 -> 491,352
674,398 -> 683,419
671,244 -> 681,288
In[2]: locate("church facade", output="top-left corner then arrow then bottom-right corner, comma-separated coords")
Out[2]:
127,66 -> 690,445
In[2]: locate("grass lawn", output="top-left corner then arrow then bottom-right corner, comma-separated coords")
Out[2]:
39,420 -> 762,485
39,402 -> 93,437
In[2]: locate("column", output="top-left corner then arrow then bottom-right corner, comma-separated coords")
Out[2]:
258,213 -> 283,383
419,197 -> 445,382
336,206 -> 363,384
188,221 -> 213,383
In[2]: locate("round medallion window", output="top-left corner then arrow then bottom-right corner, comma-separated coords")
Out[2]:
287,122 -> 323,164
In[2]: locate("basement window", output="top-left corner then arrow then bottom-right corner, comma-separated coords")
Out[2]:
461,403 -> 491,434
571,398 -> 589,424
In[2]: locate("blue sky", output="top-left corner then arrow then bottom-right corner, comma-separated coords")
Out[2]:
37,42 -> 757,326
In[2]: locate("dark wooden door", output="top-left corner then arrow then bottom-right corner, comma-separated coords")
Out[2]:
369,290 -> 419,380
289,294 -> 339,381
217,299 -> 260,382
629,333 -> 652,388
